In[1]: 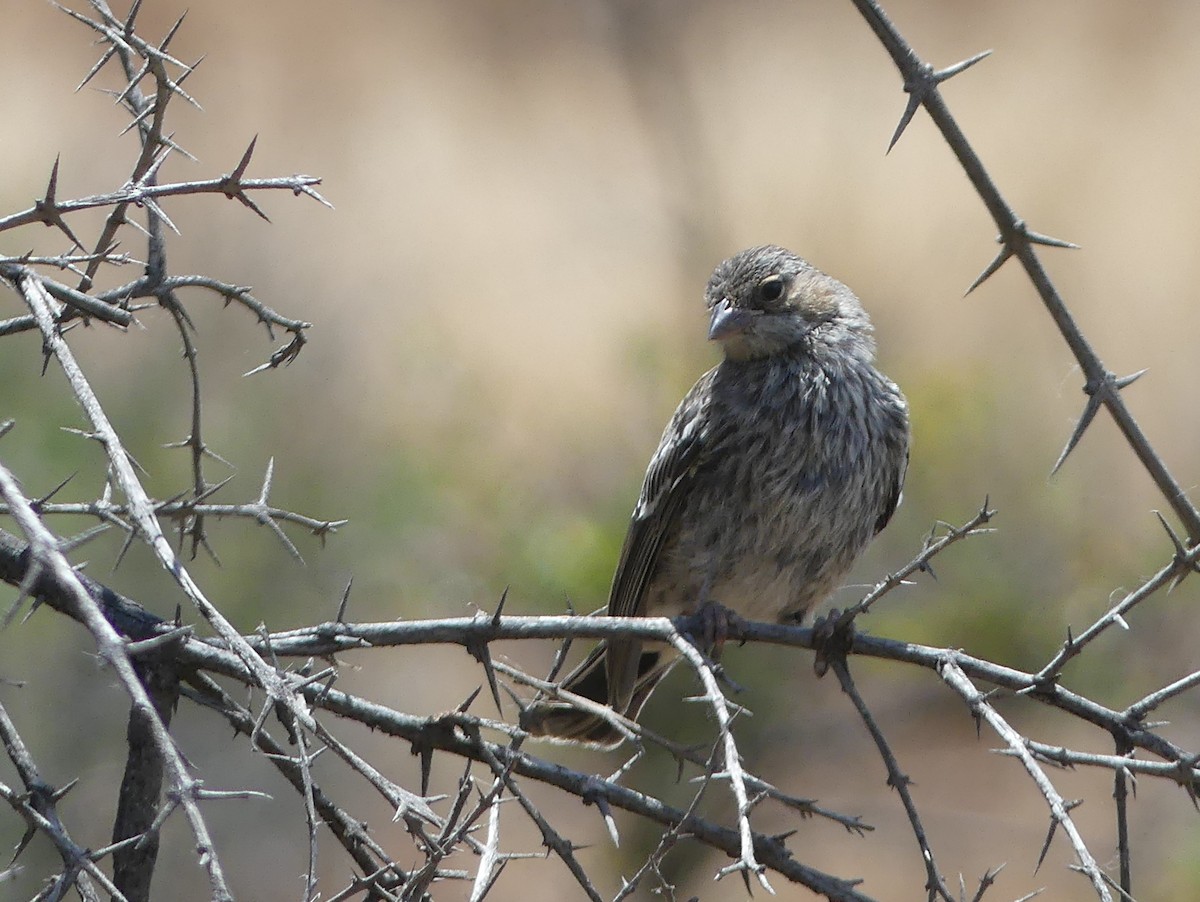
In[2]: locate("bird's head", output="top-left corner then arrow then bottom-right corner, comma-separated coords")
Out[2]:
704,245 -> 874,363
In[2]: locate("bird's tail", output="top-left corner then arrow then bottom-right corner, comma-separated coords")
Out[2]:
520,643 -> 675,748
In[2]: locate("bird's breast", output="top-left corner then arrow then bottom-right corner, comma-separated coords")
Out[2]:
654,357 -> 907,622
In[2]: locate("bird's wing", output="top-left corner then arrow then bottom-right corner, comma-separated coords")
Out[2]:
603,370 -> 716,713
873,389 -> 910,535
607,370 -> 716,621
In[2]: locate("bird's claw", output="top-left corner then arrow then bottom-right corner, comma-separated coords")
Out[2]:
812,607 -> 856,677
681,600 -> 746,661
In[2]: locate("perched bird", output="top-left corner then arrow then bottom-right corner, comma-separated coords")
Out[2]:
523,245 -> 910,747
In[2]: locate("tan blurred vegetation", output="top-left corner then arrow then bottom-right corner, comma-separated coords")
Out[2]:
3,0 -> 1200,899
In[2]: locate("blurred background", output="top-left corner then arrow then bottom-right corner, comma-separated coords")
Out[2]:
3,0 -> 1200,899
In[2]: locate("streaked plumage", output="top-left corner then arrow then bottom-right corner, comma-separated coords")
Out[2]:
523,245 -> 910,747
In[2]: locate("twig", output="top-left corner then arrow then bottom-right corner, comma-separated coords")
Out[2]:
1125,668 -> 1200,722
497,659 -> 871,834
18,270 -> 329,804
1113,735 -> 1133,898
665,626 -> 773,894
939,659 -> 1112,901
837,501 -> 995,625
826,654 -> 953,902
849,0 -> 1200,542
0,703 -> 111,902
1036,536 -> 1200,685
997,738 -> 1200,791
0,462 -> 234,900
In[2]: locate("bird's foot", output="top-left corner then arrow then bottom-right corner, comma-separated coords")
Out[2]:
679,600 -> 746,662
812,607 -> 856,678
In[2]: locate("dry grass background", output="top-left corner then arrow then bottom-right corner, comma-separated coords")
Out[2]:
3,1 -> 1200,899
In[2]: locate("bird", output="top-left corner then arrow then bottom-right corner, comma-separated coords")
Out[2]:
522,245 -> 910,747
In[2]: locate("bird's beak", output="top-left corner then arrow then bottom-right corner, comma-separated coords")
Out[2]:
708,298 -> 752,341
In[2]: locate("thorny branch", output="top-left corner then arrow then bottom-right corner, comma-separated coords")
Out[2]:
0,462 -> 236,901
1,1 -> 337,899
825,650 -> 954,902
5,503 -> 1200,897
3,0 -> 1200,900
850,0 -> 1200,544
850,1 -> 1200,898
0,702 -> 113,902
940,660 -> 1110,901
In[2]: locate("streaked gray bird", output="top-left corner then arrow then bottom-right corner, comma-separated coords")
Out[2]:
523,245 -> 910,747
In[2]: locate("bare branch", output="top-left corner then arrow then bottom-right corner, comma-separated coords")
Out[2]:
940,660 -> 1111,901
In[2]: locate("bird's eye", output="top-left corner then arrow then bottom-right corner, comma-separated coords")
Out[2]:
758,275 -> 785,303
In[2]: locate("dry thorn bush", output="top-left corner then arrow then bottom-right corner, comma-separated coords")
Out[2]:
0,2 -> 1197,901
